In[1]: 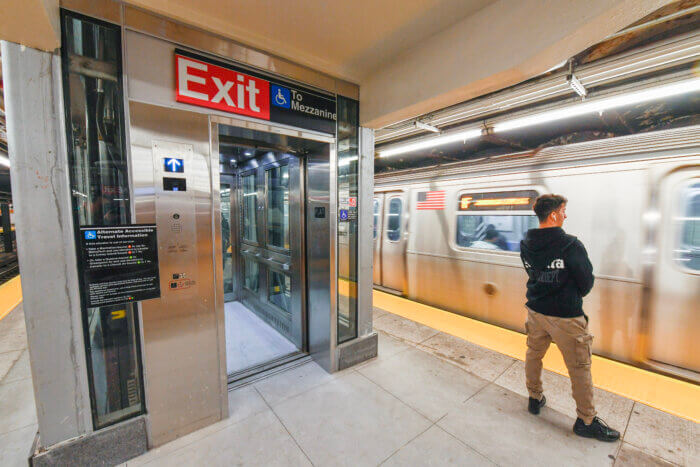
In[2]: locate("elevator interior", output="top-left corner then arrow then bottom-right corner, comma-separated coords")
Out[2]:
217,123 -> 331,380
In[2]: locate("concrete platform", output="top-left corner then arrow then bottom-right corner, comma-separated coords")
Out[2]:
1,304 -> 698,466
0,304 -> 36,467
122,308 -> 697,466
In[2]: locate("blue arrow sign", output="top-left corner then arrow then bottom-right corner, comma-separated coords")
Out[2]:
164,158 -> 184,173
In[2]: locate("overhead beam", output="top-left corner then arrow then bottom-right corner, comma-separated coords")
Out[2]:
360,0 -> 672,128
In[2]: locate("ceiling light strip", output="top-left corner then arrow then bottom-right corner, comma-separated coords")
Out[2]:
378,128 -> 482,158
493,77 -> 700,132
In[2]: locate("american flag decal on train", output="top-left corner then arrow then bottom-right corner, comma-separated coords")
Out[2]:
416,191 -> 446,210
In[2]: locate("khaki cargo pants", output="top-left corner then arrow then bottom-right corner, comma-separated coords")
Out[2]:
525,308 -> 596,424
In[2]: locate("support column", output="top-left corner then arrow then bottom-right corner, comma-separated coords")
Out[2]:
1,41 -> 92,447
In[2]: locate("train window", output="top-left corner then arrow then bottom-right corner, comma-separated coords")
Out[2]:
676,181 -> 700,271
386,198 -> 402,241
373,199 -> 380,239
456,214 -> 538,251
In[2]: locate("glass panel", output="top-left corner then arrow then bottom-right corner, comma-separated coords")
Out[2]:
456,214 -> 538,251
221,183 -> 233,295
268,270 -> 291,313
337,96 -> 359,343
386,198 -> 402,241
266,165 -> 289,249
243,257 -> 259,292
373,199 -> 380,239
241,173 -> 257,243
61,12 -> 143,428
677,181 -> 700,271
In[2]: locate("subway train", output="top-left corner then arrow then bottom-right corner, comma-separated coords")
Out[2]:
373,125 -> 700,382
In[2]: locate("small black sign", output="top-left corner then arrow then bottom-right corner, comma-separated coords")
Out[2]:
79,225 -> 161,308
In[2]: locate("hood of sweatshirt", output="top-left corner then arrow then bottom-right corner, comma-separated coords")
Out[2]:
521,227 -> 576,254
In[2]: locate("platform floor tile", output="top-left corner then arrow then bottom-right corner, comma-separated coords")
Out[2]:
358,345 -> 490,421
0,349 -> 22,381
0,304 -> 26,354
0,424 -> 36,467
272,371 -> 432,466
382,425 -> 495,466
373,312 -> 440,344
495,360 -> 635,430
418,331 -> 516,381
615,443 -> 676,466
253,360 -> 341,407
623,402 -> 699,466
438,383 -> 621,466
137,410 -> 311,467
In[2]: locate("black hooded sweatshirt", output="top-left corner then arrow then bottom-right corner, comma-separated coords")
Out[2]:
520,227 -> 594,318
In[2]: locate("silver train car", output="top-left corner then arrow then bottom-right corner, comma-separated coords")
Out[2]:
373,125 -> 700,382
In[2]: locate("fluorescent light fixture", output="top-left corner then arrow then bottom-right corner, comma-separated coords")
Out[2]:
414,121 -> 440,133
567,73 -> 587,97
0,155 -> 10,168
379,128 -> 482,158
494,78 -> 700,133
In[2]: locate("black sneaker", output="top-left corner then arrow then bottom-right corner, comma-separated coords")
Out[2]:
573,417 -> 620,442
528,395 -> 546,415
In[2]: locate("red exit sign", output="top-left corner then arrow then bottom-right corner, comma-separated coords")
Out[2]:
175,54 -> 270,120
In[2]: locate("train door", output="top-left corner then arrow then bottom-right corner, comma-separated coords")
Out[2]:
380,191 -> 408,292
647,168 -> 700,374
373,195 -> 384,284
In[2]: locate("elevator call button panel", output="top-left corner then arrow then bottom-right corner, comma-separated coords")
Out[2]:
152,140 -> 198,302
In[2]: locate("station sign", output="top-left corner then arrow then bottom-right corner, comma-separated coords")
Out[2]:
175,50 -> 337,134
458,190 -> 540,211
78,225 -> 161,308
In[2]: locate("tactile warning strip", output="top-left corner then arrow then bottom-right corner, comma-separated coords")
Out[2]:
374,289 -> 700,424
0,275 -> 22,322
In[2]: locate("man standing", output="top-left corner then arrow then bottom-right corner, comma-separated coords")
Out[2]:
520,194 -> 620,442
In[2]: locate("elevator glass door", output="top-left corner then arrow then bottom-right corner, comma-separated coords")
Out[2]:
220,175 -> 235,301
238,152 -> 304,350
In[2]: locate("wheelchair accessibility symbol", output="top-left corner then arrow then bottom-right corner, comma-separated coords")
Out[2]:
271,85 -> 291,109
84,230 -> 97,240
339,209 -> 349,221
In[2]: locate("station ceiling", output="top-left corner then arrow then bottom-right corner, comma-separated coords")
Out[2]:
124,0 -> 494,83
0,0 -> 681,130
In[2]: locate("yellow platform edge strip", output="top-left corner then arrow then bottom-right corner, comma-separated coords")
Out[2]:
374,289 -> 700,424
0,275 -> 22,322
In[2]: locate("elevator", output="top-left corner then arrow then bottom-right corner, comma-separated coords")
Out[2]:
217,123 -> 332,379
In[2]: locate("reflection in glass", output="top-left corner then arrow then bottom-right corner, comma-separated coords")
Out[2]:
373,199 -> 380,239
677,181 -> 700,270
242,174 -> 257,243
221,183 -> 233,295
386,198 -> 403,241
268,270 -> 291,313
61,13 -> 143,428
456,215 -> 538,251
266,165 -> 289,249
337,97 -> 359,343
243,258 -> 259,292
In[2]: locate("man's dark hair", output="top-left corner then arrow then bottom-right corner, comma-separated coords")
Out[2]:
533,194 -> 568,222
484,229 -> 499,240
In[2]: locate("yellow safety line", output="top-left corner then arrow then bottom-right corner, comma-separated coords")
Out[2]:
374,289 -> 700,424
0,275 -> 22,322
